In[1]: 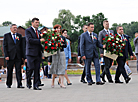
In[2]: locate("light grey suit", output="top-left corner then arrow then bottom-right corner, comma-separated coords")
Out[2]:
80,31 -> 103,83
98,29 -> 114,82
133,37 -> 138,71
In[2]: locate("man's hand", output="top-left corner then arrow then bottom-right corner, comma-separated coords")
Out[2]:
5,57 -> 9,60
25,59 -> 27,62
42,57 -> 45,59
68,58 -> 71,62
40,38 -> 45,42
100,54 -> 104,57
82,56 -> 86,60
103,45 -> 106,48
130,56 -> 133,60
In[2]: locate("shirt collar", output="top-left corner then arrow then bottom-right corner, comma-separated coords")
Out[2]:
104,28 -> 109,32
87,31 -> 93,36
11,32 -> 16,35
31,26 -> 37,32
118,33 -> 123,36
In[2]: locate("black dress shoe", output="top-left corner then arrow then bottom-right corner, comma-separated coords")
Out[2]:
125,77 -> 131,84
58,81 -> 60,85
38,84 -> 44,86
88,82 -> 92,85
67,82 -> 72,85
7,86 -> 11,88
100,75 -> 106,82
17,85 -> 25,88
96,82 -> 105,85
92,82 -> 95,84
115,80 -> 123,84
33,87 -> 42,90
27,85 -> 32,89
109,80 -> 114,83
80,79 -> 87,83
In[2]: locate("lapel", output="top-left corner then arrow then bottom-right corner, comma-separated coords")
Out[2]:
86,31 -> 93,43
9,32 -> 15,44
30,27 -> 38,39
93,33 -> 97,43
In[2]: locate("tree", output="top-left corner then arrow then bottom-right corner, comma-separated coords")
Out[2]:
52,9 -> 75,34
2,21 -> 12,26
91,13 -> 107,34
25,19 -> 43,28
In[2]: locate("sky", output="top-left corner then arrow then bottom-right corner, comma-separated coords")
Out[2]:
0,0 -> 138,28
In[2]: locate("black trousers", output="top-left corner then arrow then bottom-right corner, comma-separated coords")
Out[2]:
100,56 -> 113,81
6,56 -> 22,86
81,59 -> 86,80
26,56 -> 41,88
115,57 -> 128,80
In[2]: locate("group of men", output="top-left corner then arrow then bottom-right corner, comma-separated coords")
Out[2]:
3,18 -> 45,90
78,20 -> 133,85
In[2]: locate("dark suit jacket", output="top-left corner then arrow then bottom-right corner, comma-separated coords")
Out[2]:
25,27 -> 43,57
78,35 -> 81,56
60,35 -> 67,51
98,29 -> 114,54
120,34 -> 133,59
22,36 -> 26,59
80,31 -> 103,59
3,32 -> 23,60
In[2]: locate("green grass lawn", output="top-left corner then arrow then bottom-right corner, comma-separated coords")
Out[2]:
67,69 -> 116,75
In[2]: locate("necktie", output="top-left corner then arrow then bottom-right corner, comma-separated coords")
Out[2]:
107,30 -> 109,35
121,35 -> 124,40
35,29 -> 39,39
90,33 -> 93,42
13,34 -> 16,44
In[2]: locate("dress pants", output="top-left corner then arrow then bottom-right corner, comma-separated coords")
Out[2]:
100,56 -> 113,81
6,55 -> 22,86
81,59 -> 86,80
26,55 -> 41,88
115,57 -> 128,80
85,57 -> 101,83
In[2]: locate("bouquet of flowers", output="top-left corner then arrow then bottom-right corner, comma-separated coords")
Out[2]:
40,29 -> 63,57
103,33 -> 126,57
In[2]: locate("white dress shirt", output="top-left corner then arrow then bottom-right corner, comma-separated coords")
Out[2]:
31,26 -> 39,38
11,32 -> 16,40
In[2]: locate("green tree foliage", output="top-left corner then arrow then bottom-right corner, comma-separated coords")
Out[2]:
2,21 -> 12,26
52,9 -> 75,34
91,13 -> 107,34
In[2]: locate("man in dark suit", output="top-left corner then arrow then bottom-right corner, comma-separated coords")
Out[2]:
25,18 -> 45,90
3,24 -> 24,88
80,22 -> 105,85
115,26 -> 133,84
98,20 -> 114,83
78,25 -> 87,83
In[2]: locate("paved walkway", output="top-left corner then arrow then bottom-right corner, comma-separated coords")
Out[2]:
0,74 -> 138,102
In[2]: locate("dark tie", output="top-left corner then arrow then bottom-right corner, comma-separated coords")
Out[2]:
121,35 -> 124,40
13,34 -> 16,44
35,29 -> 39,39
107,30 -> 109,35
90,33 -> 93,42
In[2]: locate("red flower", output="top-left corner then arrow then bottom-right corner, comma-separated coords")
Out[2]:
107,40 -> 110,42
47,51 -> 49,53
51,47 -> 54,50
52,33 -> 54,36
45,41 -> 48,44
119,36 -> 121,39
54,30 -> 57,32
121,50 -> 123,52
112,40 -> 114,42
115,34 -> 118,36
51,40 -> 53,42
49,36 -> 51,38
54,39 -> 56,41
105,34 -> 108,36
58,42 -> 60,45
45,46 -> 48,49
55,47 -> 57,49
48,39 -> 51,41
103,38 -> 105,40
57,34 -> 59,37
109,42 -> 112,44
58,45 -> 60,47
42,33 -> 45,34
51,43 -> 54,45
117,50 -> 119,52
